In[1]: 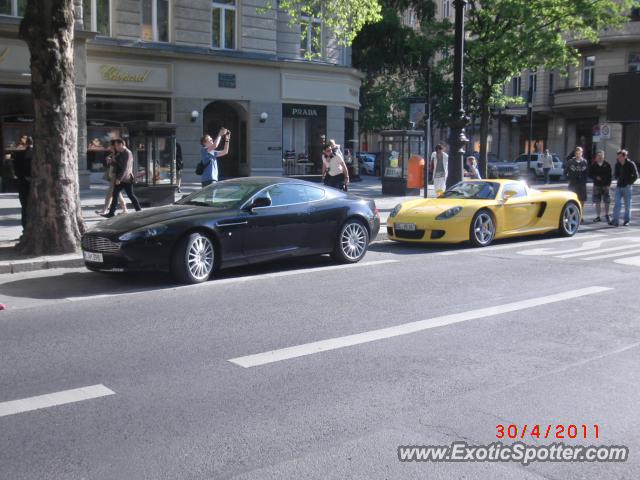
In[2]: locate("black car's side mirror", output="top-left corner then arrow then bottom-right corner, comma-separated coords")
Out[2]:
250,196 -> 271,210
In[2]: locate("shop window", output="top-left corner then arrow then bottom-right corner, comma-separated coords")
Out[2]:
212,0 -> 236,49
300,9 -> 322,57
83,0 -> 110,36
0,0 -> 26,16
142,0 -> 169,42
629,53 -> 640,73
582,55 -> 595,88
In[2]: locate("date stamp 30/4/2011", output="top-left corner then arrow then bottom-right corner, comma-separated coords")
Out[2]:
496,424 -> 600,440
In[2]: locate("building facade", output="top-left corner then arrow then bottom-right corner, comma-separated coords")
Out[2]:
0,0 -> 361,188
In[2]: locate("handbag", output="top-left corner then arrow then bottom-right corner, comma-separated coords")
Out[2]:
195,161 -> 204,175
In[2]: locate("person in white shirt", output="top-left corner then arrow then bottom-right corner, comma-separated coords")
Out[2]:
541,148 -> 554,184
322,143 -> 350,190
430,144 -> 448,195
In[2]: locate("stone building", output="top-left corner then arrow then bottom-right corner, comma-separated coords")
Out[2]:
0,0 -> 361,188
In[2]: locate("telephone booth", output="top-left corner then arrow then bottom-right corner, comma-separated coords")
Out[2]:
125,121 -> 177,206
380,130 -> 424,195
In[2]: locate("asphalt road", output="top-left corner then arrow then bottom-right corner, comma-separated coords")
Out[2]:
1,224 -> 640,479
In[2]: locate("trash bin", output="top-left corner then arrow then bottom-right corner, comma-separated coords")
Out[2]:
407,154 -> 425,189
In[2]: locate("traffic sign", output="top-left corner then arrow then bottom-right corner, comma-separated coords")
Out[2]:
600,123 -> 611,139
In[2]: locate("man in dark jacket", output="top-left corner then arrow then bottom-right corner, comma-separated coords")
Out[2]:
610,149 -> 638,226
101,138 -> 142,218
565,146 -> 589,221
588,150 -> 612,223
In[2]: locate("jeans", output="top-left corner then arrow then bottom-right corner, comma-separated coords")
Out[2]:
202,180 -> 215,187
612,185 -> 632,224
108,182 -> 141,215
543,168 -> 550,183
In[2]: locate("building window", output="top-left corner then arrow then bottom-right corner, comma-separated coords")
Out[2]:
512,76 -> 521,97
212,0 -> 236,49
82,0 -> 110,35
141,0 -> 169,42
629,53 -> 640,72
582,55 -> 595,88
631,7 -> 640,21
549,72 -> 555,95
442,0 -> 450,18
300,11 -> 322,56
528,71 -> 537,92
0,0 -> 26,16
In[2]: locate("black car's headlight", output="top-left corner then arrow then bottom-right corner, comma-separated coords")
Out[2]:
118,224 -> 168,242
389,204 -> 403,218
435,207 -> 463,220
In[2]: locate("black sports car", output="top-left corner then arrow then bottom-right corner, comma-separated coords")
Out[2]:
82,177 -> 381,284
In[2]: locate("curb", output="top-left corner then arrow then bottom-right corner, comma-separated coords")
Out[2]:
0,255 -> 85,274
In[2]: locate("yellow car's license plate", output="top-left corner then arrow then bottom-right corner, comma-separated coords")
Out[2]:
395,223 -> 416,231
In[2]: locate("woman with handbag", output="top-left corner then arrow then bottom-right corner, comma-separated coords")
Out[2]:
322,143 -> 350,191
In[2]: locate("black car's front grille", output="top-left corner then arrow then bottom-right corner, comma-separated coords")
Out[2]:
393,229 -> 425,240
82,235 -> 121,253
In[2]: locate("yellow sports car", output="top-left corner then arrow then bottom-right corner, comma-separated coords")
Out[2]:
387,180 -> 582,247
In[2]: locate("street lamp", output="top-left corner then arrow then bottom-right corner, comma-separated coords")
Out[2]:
447,0 -> 469,189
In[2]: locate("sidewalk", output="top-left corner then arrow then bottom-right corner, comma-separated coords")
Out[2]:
0,175 -> 608,274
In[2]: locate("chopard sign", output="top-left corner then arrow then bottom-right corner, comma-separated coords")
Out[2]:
99,65 -> 151,83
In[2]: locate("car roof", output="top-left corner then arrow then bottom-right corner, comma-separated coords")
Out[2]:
222,176 -> 317,187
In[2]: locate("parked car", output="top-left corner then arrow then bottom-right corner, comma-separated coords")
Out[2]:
387,179 -> 581,247
82,177 -> 380,284
356,152 -> 379,175
487,154 -> 520,179
514,153 -> 564,181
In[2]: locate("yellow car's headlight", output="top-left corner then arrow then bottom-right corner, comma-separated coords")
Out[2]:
435,206 -> 463,220
389,204 -> 402,218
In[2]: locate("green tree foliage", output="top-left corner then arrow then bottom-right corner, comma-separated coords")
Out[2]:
463,0 -> 640,175
352,0 -> 451,134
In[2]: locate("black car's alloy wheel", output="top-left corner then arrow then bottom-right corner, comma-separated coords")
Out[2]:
331,219 -> 369,263
172,232 -> 215,284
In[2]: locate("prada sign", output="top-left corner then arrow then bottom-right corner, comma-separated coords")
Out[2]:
283,104 -> 326,119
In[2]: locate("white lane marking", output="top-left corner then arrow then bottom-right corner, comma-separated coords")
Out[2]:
0,384 -> 115,418
436,234 -> 604,256
65,260 -> 399,302
582,250 -> 640,261
517,236 -> 640,258
228,286 -> 612,368
614,256 -> 640,266
557,243 -> 640,259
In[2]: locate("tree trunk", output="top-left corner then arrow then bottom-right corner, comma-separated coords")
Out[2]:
478,86 -> 491,180
18,0 -> 85,255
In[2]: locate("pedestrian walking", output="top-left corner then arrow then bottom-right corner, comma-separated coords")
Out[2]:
322,143 -> 350,190
12,135 -> 32,230
610,149 -> 638,227
564,146 -> 589,221
101,138 -> 142,218
198,128 -> 229,187
588,150 -> 612,223
541,148 -> 554,184
463,156 -> 481,179
176,142 -> 183,193
430,144 -> 448,196
96,143 -> 127,215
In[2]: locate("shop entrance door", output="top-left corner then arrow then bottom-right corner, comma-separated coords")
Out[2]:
203,101 -> 245,178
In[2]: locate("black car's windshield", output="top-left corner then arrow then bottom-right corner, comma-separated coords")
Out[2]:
178,182 -> 265,209
442,181 -> 499,200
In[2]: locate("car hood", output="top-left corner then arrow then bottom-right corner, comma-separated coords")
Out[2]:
396,198 -> 493,218
89,204 -> 232,233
